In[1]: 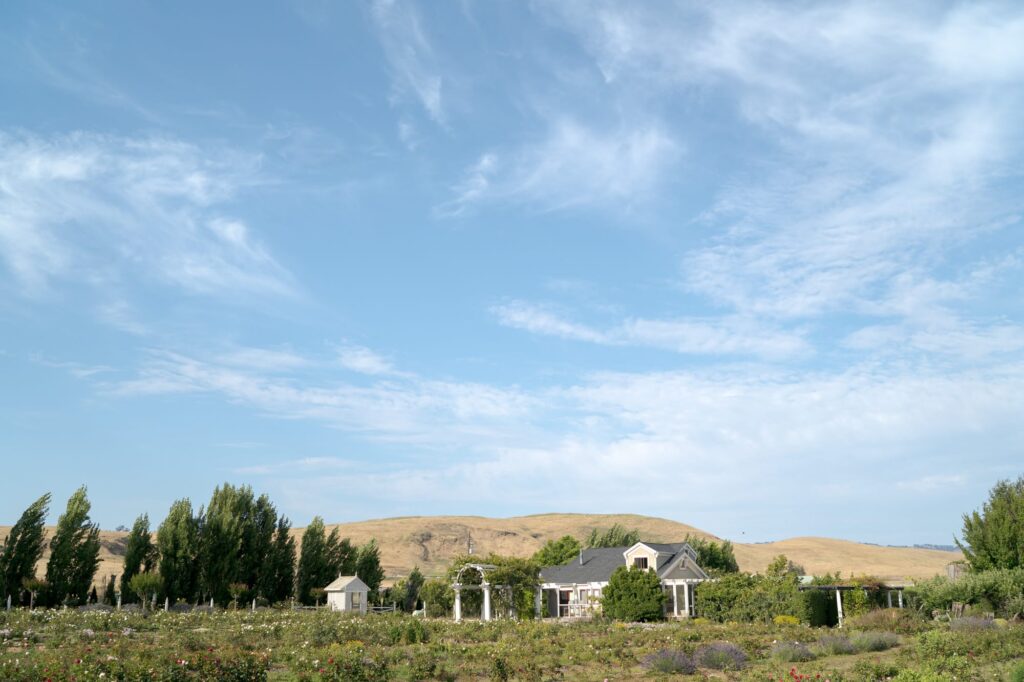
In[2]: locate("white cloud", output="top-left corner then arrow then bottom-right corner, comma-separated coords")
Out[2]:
439,119 -> 680,215
492,299 -> 809,359
0,131 -> 294,301
370,0 -> 445,124
337,344 -> 396,375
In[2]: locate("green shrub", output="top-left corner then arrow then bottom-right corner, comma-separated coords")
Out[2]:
771,641 -> 815,662
851,630 -> 899,652
1010,661 -> 1024,682
847,608 -> 929,634
601,566 -> 666,622
815,634 -> 854,655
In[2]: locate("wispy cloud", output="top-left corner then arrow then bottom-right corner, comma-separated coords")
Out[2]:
370,0 -> 446,124
337,343 -> 397,375
0,131 -> 295,302
492,300 -> 808,359
438,119 -> 680,215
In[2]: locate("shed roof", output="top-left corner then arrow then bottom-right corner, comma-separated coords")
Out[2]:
324,575 -> 370,592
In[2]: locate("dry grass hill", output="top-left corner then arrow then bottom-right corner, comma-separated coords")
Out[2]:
2,513 -> 960,588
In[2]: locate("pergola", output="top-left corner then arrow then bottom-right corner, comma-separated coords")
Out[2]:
798,584 -> 906,628
452,563 -> 506,622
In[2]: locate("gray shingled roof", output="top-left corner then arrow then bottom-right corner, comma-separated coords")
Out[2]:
540,547 -> 626,584
539,543 -> 705,584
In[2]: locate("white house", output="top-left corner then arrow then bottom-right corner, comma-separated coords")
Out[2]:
538,541 -> 709,619
324,576 -> 369,614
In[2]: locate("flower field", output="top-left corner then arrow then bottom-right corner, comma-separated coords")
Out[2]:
1,608 -> 1022,681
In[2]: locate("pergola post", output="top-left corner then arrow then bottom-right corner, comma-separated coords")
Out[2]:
836,589 -> 844,628
683,582 -> 691,617
672,583 -> 679,617
887,591 -> 893,608
898,590 -> 904,609
482,583 -> 492,622
534,587 -> 542,619
454,585 -> 462,623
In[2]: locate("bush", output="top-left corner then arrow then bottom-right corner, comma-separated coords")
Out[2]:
771,641 -> 816,662
641,650 -> 696,674
949,616 -> 996,631
815,634 -> 855,655
694,642 -> 747,670
601,566 -> 666,622
847,608 -> 928,634
773,614 -> 800,625
850,630 -> 899,652
1010,661 -> 1024,682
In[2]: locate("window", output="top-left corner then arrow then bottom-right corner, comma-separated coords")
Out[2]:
633,557 -> 648,570
351,592 -> 361,609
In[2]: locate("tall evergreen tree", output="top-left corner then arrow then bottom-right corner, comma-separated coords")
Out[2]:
242,494 -> 277,596
44,486 -> 101,606
327,532 -> 357,577
103,574 -> 117,606
197,483 -> 251,605
120,514 -> 157,603
157,499 -> 199,604
355,539 -> 385,600
263,516 -> 296,603
0,493 -> 50,603
296,516 -> 330,605
402,566 -> 424,612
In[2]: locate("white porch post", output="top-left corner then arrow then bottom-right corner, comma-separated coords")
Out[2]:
683,582 -> 691,617
454,585 -> 462,623
534,588 -> 542,619
482,583 -> 492,622
887,591 -> 893,608
836,589 -> 844,628
898,590 -> 904,609
672,583 -> 679,617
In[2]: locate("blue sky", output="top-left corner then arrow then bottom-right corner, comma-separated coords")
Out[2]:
2,1 -> 1022,545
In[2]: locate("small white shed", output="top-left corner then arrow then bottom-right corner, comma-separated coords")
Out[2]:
324,576 -> 369,614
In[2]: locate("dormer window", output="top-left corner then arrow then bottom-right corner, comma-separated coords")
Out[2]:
633,557 -> 648,570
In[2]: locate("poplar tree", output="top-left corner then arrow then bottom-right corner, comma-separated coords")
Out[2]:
0,493 -> 50,603
157,499 -> 199,604
296,516 -> 330,605
355,539 -> 385,600
44,486 -> 101,606
103,574 -> 117,605
120,514 -> 157,603
198,484 -> 250,605
263,516 -> 296,603
242,494 -> 277,596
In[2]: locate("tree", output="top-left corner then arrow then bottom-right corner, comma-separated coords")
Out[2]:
44,486 -> 101,606
157,499 -> 199,604
684,535 -> 740,575
601,565 -> 666,621
419,578 -> 453,617
22,577 -> 47,610
264,516 -> 296,603
532,535 -> 582,566
587,524 -> 641,548
309,587 -> 326,608
241,494 -> 276,598
103,574 -> 117,606
121,514 -> 157,603
128,573 -> 163,611
958,476 -> 1024,571
402,566 -> 425,612
197,483 -> 251,605
328,533 -> 357,577
355,539 -> 385,601
0,493 -> 50,604
296,516 -> 331,605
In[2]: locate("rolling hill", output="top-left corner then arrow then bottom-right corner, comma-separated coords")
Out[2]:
2,513 -> 960,588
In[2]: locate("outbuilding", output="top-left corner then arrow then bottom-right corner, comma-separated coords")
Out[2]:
324,576 -> 369,614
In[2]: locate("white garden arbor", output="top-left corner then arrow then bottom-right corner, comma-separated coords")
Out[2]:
452,563 -> 511,622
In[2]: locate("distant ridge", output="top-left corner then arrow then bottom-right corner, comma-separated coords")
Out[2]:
1,513 -> 960,587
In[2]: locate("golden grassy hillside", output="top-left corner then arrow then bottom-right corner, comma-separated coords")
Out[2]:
2,513 -> 960,588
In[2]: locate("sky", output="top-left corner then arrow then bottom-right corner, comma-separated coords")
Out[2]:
1,1 -> 1022,545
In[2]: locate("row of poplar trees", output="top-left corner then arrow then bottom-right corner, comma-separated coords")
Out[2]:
1,483 -> 385,607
